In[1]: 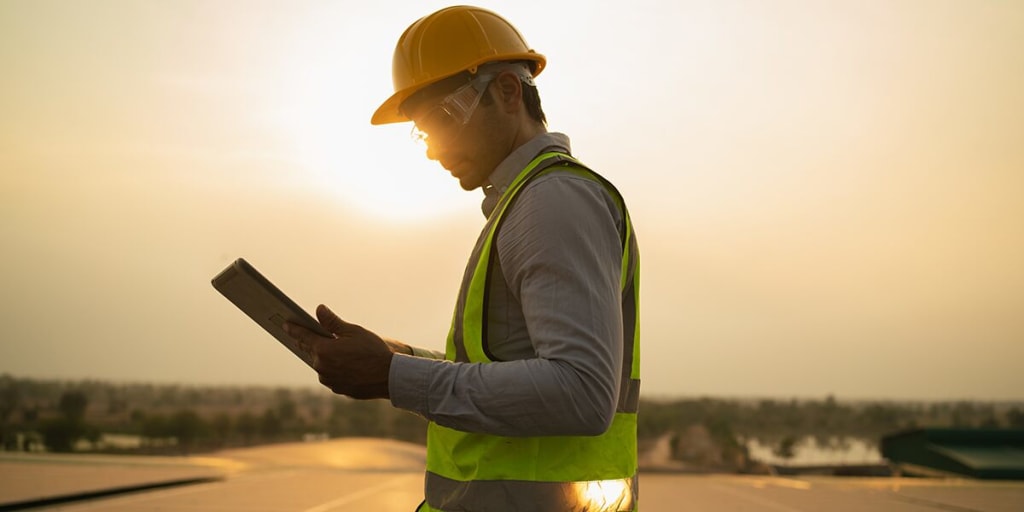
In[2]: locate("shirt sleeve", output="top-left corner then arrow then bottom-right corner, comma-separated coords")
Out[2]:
389,174 -> 625,437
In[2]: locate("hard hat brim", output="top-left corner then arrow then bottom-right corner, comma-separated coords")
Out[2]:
370,86 -> 422,125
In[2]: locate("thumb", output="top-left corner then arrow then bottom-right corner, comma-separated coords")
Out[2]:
316,304 -> 351,335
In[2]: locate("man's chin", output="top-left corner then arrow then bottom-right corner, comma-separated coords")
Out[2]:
444,161 -> 483,191
457,177 -> 480,191
452,169 -> 484,191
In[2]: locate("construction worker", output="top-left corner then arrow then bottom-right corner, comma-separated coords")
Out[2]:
287,5 -> 641,511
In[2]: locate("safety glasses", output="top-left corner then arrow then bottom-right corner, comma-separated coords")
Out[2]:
410,73 -> 495,145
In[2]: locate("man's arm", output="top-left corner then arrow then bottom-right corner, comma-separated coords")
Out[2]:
390,175 -> 625,437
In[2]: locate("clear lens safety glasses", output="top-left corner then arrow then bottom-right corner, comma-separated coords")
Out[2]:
410,73 -> 495,145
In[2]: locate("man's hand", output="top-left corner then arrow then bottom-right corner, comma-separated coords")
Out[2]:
285,305 -> 397,400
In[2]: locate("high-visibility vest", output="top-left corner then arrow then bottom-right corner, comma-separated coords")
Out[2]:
418,152 -> 641,512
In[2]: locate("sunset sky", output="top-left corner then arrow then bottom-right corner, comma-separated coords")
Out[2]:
2,0 -> 1022,401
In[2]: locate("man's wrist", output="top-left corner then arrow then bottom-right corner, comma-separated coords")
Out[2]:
388,353 -> 431,414
384,338 -> 414,356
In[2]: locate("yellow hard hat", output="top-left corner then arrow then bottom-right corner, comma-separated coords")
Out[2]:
371,5 -> 546,125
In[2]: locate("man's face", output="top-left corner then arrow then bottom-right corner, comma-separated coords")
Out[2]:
404,75 -> 510,191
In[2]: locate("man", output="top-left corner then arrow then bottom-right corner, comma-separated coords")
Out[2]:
286,6 -> 641,511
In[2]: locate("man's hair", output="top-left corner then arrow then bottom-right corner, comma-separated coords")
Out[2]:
479,61 -> 546,125
521,81 -> 546,125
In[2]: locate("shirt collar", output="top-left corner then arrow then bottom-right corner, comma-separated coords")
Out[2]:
481,132 -> 572,217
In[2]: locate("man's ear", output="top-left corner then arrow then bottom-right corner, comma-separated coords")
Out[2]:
494,72 -> 523,114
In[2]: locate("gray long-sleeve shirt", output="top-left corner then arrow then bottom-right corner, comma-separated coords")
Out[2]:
388,132 -> 626,437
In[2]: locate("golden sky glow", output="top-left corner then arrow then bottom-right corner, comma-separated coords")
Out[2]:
2,0 -> 1022,400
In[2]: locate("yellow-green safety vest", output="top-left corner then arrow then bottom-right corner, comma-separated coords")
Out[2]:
418,152 -> 641,512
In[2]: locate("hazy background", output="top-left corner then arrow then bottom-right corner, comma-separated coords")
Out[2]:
2,0 -> 1022,401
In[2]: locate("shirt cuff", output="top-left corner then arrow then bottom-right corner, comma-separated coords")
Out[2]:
410,345 -> 445,360
389,353 -> 432,415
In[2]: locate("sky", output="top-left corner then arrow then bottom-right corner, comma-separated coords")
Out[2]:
2,0 -> 1022,401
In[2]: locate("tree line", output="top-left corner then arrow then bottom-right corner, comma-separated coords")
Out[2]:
2,374 -> 1021,459
0,375 -> 426,453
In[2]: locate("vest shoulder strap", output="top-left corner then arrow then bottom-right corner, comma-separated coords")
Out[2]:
493,152 -> 630,247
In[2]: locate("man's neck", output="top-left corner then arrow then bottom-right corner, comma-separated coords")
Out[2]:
510,119 -> 547,155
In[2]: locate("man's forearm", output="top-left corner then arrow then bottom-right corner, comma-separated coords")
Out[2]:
389,353 -> 618,437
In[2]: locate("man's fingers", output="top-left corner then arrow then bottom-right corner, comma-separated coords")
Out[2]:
283,322 -> 322,353
284,321 -> 313,340
316,304 -> 353,335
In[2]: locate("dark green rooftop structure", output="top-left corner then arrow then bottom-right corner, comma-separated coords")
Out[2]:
881,428 -> 1024,480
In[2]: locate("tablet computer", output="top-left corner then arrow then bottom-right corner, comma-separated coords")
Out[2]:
211,258 -> 332,368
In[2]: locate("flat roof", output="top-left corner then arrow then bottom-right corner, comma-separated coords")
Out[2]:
3,439 -> 1024,511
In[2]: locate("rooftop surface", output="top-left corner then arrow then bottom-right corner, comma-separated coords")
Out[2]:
2,438 -> 1023,511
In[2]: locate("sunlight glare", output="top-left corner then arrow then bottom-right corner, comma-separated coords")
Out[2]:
268,8 -> 476,222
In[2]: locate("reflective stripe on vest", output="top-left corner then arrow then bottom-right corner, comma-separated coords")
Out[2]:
420,152 -> 641,512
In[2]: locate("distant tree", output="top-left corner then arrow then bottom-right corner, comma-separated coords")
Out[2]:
168,409 -> 207,451
346,400 -> 386,437
21,406 -> 39,423
950,402 -> 976,427
58,391 -> 88,421
84,425 -> 103,450
705,417 -> 748,470
393,411 -> 428,444
951,410 -> 968,427
141,414 -> 169,440
260,408 -> 283,440
106,388 -> 127,415
1,424 -> 16,450
979,416 -> 1001,428
824,394 -> 837,409
773,436 -> 799,461
0,376 -> 21,423
274,388 -> 297,422
210,412 -> 234,447
38,390 -> 93,452
39,417 -> 85,452
304,392 -> 324,422
130,409 -> 146,426
157,386 -> 180,407
671,424 -> 719,467
858,403 -> 902,436
236,411 -> 258,445
1007,408 -> 1024,428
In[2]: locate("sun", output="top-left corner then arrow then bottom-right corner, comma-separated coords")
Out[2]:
266,11 -> 478,223
289,117 -> 475,222
275,81 -> 476,223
